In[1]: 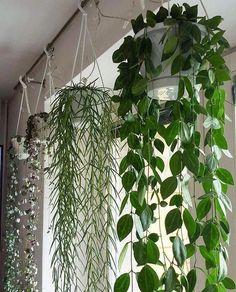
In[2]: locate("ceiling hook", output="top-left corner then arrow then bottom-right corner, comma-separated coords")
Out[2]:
78,0 -> 87,16
19,75 -> 27,89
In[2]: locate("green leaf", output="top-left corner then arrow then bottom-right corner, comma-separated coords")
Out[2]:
134,214 -> 144,238
203,222 -> 220,250
128,133 -> 141,149
186,244 -> 196,258
133,241 -> 147,266
187,269 -> 197,291
156,6 -> 169,23
178,78 -> 185,98
173,236 -> 187,266
215,68 -> 231,82
120,194 -> 129,215
181,174 -> 192,207
182,150 -> 199,176
222,277 -> 236,289
206,153 -> 218,172
183,209 -> 196,237
165,267 -> 177,292
165,208 -> 182,234
218,251 -> 227,281
216,168 -> 234,185
214,131 -> 228,149
163,36 -> 178,55
118,243 -> 129,271
148,233 -> 159,242
138,265 -> 156,292
122,170 -> 136,192
165,121 -> 180,145
202,284 -> 218,292
131,13 -> 145,34
117,214 -> 133,241
208,53 -> 225,67
140,206 -> 153,231
206,16 -> 223,29
171,55 -> 184,75
160,176 -> 178,200
146,10 -> 157,27
138,97 -> 149,115
170,151 -> 183,176
119,156 -> 129,175
132,78 -> 148,96
197,197 -> 212,220
203,116 -> 221,129
114,273 -> 130,292
147,239 -> 159,264
154,138 -> 165,154
142,142 -> 154,163
180,122 -> 192,143
199,246 -> 217,266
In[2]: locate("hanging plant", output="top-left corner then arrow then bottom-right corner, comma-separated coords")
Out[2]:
112,3 -> 235,292
4,147 -> 21,291
48,81 -> 118,292
25,112 -> 49,144
19,114 -> 49,291
11,136 -> 29,160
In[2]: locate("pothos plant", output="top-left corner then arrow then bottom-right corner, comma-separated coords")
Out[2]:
4,147 -> 21,291
48,81 -> 118,292
19,113 -> 49,291
112,3 -> 235,292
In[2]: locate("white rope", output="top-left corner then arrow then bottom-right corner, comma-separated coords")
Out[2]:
199,0 -> 209,19
34,48 -> 51,113
71,0 -> 104,87
167,0 -> 170,16
161,0 -> 163,6
86,26 -> 105,88
71,14 -> 85,80
16,76 -> 31,135
16,89 -> 25,136
80,14 -> 87,83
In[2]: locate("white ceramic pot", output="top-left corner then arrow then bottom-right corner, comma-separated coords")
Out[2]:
136,23 -> 205,101
11,137 -> 29,160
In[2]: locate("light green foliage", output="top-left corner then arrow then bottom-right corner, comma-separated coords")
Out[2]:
48,82 -> 118,291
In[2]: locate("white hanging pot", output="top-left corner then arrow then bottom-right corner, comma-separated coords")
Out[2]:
71,88 -> 108,125
26,113 -> 49,143
11,136 -> 29,160
136,22 -> 206,101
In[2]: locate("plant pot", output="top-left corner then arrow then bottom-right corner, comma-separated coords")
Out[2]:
136,23 -> 205,101
11,136 -> 29,160
26,113 -> 49,143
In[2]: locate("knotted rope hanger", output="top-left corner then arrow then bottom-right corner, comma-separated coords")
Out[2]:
16,76 -> 31,136
34,47 -> 55,114
71,0 -> 104,87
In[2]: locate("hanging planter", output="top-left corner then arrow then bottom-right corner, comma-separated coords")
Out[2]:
11,136 -> 29,160
112,3 -> 235,292
48,82 -> 117,292
136,22 -> 206,101
25,112 -> 49,144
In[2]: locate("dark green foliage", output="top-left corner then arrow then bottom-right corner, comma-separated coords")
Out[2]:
113,2 -> 233,292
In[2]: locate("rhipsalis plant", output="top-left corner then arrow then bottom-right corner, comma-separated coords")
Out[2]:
48,82 -> 118,292
112,3 -> 235,292
4,147 -> 21,291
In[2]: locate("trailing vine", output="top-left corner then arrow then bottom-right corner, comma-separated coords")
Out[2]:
112,3 -> 235,292
4,147 -> 21,291
48,82 -> 118,292
20,113 -> 49,291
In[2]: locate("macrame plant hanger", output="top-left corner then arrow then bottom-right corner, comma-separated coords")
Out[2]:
16,76 -> 31,136
71,0 -> 104,87
34,47 -> 55,114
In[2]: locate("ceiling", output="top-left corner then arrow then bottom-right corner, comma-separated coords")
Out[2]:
1,0 -> 236,100
0,0 -> 77,100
